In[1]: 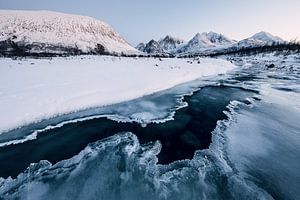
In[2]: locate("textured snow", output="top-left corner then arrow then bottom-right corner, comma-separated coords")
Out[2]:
0,56 -> 235,133
0,10 -> 137,54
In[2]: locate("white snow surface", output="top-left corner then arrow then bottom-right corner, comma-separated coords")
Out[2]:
0,10 -> 137,54
0,56 -> 235,133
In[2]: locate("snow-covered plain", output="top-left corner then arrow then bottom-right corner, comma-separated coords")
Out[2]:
0,56 -> 235,133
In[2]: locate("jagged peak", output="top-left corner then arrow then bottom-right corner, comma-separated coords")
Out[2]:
159,35 -> 185,43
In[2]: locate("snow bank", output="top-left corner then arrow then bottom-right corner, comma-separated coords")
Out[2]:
0,56 -> 235,133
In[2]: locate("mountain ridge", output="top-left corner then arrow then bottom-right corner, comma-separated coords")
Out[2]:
137,31 -> 286,55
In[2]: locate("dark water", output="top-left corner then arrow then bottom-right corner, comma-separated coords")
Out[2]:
0,85 -> 256,178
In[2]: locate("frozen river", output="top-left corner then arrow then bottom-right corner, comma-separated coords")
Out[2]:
0,54 -> 299,200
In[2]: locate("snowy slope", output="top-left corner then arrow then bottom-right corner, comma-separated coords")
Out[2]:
176,32 -> 235,54
236,31 -> 285,48
0,56 -> 235,133
0,10 -> 138,55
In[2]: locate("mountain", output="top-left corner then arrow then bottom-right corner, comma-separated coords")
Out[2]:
0,10 -> 137,56
136,43 -> 146,52
176,32 -> 235,54
236,31 -> 285,48
136,31 -> 288,56
141,40 -> 165,54
158,35 -> 185,52
136,35 -> 185,54
135,40 -> 163,54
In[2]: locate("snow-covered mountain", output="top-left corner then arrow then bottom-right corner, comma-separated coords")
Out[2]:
236,31 -> 285,48
137,31 -> 288,56
136,43 -> 146,52
158,35 -> 185,52
136,35 -> 185,54
140,40 -> 165,54
176,32 -> 235,54
0,10 -> 138,55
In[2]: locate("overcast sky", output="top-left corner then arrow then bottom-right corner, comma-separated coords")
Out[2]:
0,0 -> 299,46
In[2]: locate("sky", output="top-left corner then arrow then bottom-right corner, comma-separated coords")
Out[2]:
0,0 -> 299,46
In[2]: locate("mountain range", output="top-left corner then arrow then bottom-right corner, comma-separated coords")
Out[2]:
137,31 -> 286,55
0,10 -> 287,57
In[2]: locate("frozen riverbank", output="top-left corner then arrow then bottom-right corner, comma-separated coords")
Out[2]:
0,56 -> 235,133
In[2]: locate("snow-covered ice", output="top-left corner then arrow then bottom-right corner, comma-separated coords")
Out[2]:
0,56 -> 235,133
